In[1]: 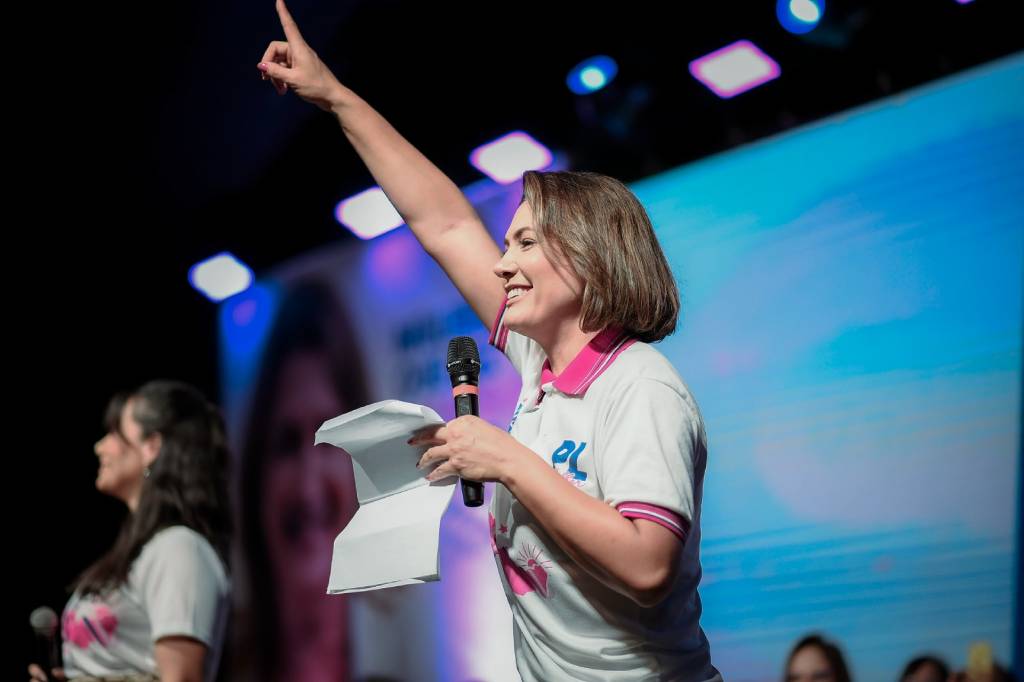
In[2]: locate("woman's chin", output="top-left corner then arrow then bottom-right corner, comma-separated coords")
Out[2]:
94,476 -> 117,498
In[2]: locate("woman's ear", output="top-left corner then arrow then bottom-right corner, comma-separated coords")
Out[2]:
141,433 -> 163,468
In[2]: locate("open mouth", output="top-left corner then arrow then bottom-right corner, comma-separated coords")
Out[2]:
507,286 -> 531,302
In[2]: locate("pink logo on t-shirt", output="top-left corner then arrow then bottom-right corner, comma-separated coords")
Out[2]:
63,604 -> 118,648
561,470 -> 587,488
515,544 -> 551,597
490,513 -> 551,598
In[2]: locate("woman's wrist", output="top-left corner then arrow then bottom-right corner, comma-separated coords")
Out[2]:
499,438 -> 543,491
326,81 -> 359,116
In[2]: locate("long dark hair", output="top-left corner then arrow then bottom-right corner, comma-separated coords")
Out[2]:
75,380 -> 232,595
237,279 -> 369,676
784,634 -> 853,682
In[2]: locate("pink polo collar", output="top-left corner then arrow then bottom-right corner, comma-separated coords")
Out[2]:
540,327 -> 635,396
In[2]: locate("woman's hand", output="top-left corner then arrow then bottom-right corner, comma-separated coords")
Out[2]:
257,0 -> 346,111
411,416 -> 525,484
27,664 -> 66,681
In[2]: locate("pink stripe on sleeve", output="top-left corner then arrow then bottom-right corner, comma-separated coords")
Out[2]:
616,501 -> 689,542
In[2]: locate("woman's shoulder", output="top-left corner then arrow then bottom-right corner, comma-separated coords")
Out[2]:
605,341 -> 689,391
145,525 -> 211,550
139,526 -> 228,579
597,340 -> 704,414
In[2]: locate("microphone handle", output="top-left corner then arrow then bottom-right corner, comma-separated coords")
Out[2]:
454,393 -> 484,507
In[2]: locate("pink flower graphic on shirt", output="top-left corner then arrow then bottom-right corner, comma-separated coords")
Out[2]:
62,605 -> 118,649
490,513 -> 549,598
94,605 -> 118,637
499,548 -> 536,596
63,610 -> 93,649
515,544 -> 551,597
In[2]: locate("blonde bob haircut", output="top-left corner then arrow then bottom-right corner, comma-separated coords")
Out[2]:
521,170 -> 680,343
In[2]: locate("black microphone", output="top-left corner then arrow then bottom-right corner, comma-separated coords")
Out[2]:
29,606 -> 60,677
446,336 -> 484,507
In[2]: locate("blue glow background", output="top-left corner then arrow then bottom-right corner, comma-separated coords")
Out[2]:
641,53 -> 1022,679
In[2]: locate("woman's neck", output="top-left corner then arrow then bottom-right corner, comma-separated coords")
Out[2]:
537,319 -> 600,376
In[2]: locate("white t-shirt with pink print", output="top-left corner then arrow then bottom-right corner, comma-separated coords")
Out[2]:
62,525 -> 230,681
489,302 -> 721,682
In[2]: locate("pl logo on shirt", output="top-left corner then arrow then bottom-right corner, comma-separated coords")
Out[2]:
551,440 -> 588,484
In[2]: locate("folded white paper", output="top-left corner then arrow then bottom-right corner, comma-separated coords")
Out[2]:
314,400 -> 455,594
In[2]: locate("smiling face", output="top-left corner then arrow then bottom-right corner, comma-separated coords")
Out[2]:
94,399 -> 162,509
493,202 -> 585,346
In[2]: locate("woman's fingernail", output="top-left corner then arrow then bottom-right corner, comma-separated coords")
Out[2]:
257,63 -> 269,72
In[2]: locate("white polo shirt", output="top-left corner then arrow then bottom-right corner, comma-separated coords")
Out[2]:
489,303 -> 720,682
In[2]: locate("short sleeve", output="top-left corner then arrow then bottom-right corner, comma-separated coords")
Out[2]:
133,527 -> 229,645
595,379 -> 705,540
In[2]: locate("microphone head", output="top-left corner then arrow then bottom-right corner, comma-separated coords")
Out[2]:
30,606 -> 58,637
446,336 -> 481,384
